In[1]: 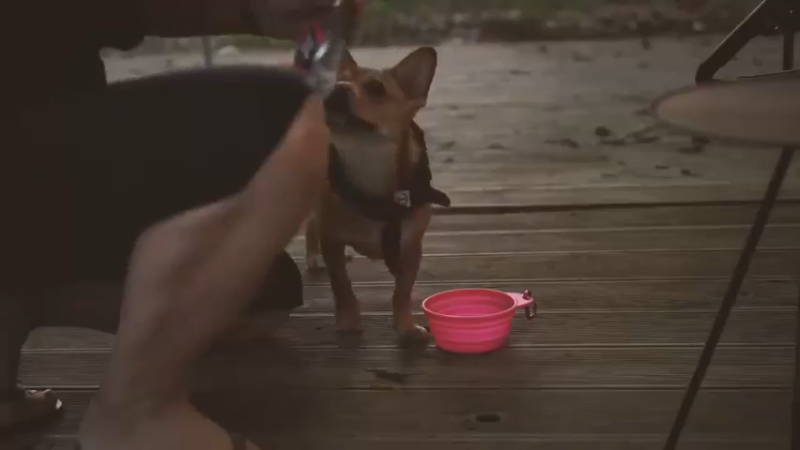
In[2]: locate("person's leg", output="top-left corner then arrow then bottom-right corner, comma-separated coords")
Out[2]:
2,66 -> 326,448
18,249 -> 301,340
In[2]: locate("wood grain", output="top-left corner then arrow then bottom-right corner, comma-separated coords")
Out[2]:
299,278 -> 799,312
286,223 -> 800,256
35,435 -> 792,450
422,204 -> 800,232
13,203 -> 798,448
299,249 -> 799,284
40,389 -> 791,438
19,345 -> 794,389
23,308 -> 797,351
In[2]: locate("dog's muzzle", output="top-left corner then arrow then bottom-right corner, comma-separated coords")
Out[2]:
323,84 -> 376,133
324,83 -> 352,114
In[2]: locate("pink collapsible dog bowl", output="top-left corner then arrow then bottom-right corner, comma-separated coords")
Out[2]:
422,289 -> 537,354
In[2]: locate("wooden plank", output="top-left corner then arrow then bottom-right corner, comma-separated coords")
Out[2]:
384,204 -> 800,233
20,345 -> 793,389
430,184 -> 800,208
299,249 -> 799,284
43,389 -> 792,437
300,278 -> 799,312
285,224 -> 800,256
38,435 -> 791,450
23,308 -> 796,351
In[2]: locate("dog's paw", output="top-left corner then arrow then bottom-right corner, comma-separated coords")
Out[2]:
305,253 -> 326,272
397,324 -> 431,348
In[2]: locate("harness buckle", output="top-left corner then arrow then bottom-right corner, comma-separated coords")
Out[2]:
393,190 -> 411,207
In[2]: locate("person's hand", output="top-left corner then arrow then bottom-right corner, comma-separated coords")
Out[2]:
249,0 -> 367,40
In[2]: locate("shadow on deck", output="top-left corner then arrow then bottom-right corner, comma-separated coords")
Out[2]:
10,202 -> 800,450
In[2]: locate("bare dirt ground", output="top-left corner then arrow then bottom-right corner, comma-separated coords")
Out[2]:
104,35 -> 800,206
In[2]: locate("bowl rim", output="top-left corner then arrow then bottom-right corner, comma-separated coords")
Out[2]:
421,288 -> 517,321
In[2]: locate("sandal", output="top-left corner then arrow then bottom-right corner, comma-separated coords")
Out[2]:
0,384 -> 64,432
74,431 -> 251,449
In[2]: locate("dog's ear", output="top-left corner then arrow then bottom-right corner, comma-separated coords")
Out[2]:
389,46 -> 437,103
338,49 -> 359,80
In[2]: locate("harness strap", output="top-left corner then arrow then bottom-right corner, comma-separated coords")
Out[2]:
327,123 -> 451,275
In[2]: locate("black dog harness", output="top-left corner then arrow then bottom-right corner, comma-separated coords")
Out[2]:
327,123 -> 451,275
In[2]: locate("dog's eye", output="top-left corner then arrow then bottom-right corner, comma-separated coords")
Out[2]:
362,79 -> 387,99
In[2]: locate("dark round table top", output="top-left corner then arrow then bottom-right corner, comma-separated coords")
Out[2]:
653,70 -> 800,148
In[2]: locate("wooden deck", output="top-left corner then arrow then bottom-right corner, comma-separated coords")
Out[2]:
9,35 -> 800,450
12,202 -> 799,449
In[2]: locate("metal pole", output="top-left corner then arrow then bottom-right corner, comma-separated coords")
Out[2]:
663,26 -> 796,450
794,281 -> 800,450
201,37 -> 214,67
785,21 -> 799,450
663,148 -> 794,450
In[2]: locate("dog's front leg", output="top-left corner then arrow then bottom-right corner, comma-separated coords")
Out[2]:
392,237 -> 430,347
320,235 -> 362,333
304,213 -> 325,272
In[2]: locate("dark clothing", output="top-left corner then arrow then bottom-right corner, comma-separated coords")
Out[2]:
1,5 -> 308,310
4,1 -> 145,111
3,66 -> 309,308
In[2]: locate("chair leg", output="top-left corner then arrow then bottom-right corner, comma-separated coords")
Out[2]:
793,282 -> 800,450
663,147 -> 795,450
695,0 -> 794,82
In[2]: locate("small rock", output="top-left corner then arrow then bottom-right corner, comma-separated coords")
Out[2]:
488,143 -> 506,150
679,145 -> 703,154
692,136 -> 710,145
656,165 -> 670,170
571,52 -> 592,62
680,168 -> 697,177
600,138 -> 627,146
634,107 -> 651,116
457,113 -> 475,120
443,156 -> 455,163
594,126 -> 613,137
440,140 -> 456,149
367,369 -> 409,384
538,44 -> 549,53
509,69 -> 531,76
216,45 -> 240,57
546,138 -> 580,149
692,21 -> 707,32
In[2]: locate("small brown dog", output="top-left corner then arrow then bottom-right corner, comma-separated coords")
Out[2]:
305,46 -> 450,346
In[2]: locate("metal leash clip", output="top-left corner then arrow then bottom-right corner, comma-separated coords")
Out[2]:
293,0 -> 360,98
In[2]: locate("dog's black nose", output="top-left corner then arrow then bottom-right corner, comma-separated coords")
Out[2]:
324,83 -> 352,114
